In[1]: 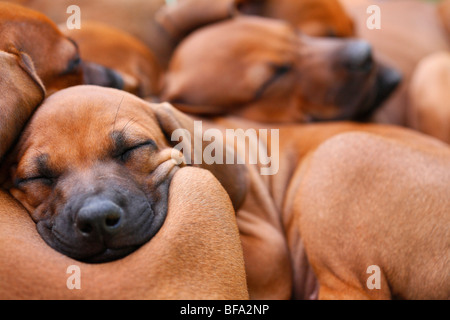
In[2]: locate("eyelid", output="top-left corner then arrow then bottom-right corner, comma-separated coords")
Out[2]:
14,176 -> 53,187
118,140 -> 157,161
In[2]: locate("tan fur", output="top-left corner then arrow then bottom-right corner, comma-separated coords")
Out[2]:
409,51 -> 450,144
295,132 -> 450,299
2,0 -> 171,66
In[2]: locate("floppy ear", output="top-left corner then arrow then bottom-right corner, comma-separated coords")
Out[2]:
0,48 -> 46,164
155,0 -> 241,42
153,102 -> 248,211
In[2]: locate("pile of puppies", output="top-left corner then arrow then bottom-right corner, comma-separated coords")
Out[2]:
0,0 -> 449,300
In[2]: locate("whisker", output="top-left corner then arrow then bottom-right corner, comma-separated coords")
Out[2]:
112,95 -> 125,132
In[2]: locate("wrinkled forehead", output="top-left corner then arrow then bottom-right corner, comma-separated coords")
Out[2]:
17,87 -> 165,163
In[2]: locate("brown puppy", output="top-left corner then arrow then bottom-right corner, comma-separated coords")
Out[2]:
161,16 -> 400,123
0,168 -> 248,299
9,0 -> 353,67
238,0 -> 355,37
5,86 -> 450,300
0,2 -> 125,95
61,21 -> 163,97
3,85 -> 247,263
3,0 -> 172,66
408,51 -> 450,144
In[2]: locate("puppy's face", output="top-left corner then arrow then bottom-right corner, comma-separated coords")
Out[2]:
0,3 -> 124,95
6,86 -> 182,263
162,17 -> 400,123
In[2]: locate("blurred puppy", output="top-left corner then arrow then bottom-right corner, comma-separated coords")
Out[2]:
161,16 -> 400,123
0,2 -> 125,95
2,0 -> 171,66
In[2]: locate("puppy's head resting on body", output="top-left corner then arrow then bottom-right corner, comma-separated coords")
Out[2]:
3,86 -> 247,263
162,16 -> 401,123
0,3 -> 125,95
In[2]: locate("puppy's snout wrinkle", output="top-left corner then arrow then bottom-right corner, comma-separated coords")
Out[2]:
75,199 -> 123,238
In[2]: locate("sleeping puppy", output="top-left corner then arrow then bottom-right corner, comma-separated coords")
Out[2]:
4,85 -> 450,300
2,0 -> 171,66
161,16 -> 401,123
408,51 -> 450,144
2,86 -> 246,264
0,2 -> 125,95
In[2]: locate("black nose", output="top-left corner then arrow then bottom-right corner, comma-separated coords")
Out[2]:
76,199 -> 123,237
342,41 -> 374,72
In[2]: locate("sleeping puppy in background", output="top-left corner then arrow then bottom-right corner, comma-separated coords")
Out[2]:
0,2 -> 125,95
160,16 -> 401,123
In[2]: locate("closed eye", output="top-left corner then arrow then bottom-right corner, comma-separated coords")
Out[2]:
253,64 -> 293,101
117,140 -> 157,162
15,176 -> 54,188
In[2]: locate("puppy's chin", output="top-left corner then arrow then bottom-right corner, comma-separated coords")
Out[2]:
81,247 -> 140,264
